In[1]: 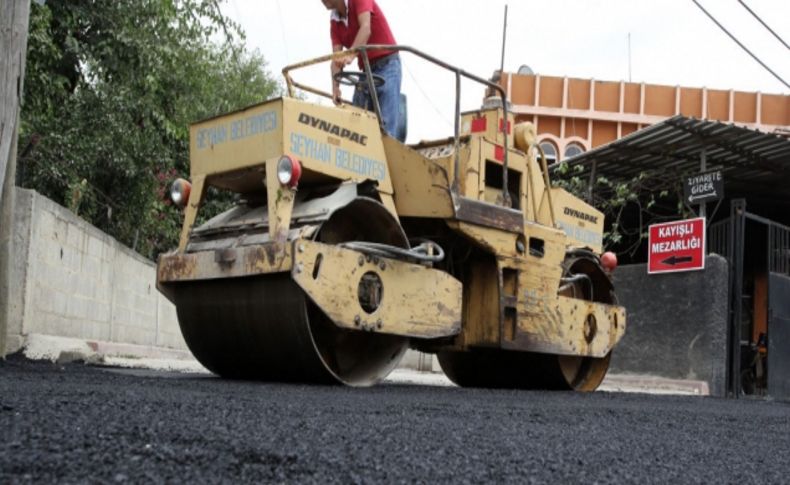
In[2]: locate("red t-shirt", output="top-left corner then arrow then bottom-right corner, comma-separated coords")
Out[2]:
330,0 -> 396,68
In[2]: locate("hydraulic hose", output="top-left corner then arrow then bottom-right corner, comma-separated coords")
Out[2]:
338,239 -> 445,264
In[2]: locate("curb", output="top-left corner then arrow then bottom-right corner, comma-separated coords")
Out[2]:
19,333 -> 196,364
11,334 -> 711,396
600,373 -> 710,396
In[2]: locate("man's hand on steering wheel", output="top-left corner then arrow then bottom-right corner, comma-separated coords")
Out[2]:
332,53 -> 355,71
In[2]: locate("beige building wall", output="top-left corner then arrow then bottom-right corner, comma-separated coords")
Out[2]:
500,73 -> 790,164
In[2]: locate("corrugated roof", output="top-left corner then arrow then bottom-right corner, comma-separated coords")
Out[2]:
553,115 -> 790,203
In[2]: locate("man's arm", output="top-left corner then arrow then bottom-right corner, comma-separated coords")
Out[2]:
335,10 -> 371,71
331,44 -> 344,104
349,11 -> 372,49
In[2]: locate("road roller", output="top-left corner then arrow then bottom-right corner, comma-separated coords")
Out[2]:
156,46 -> 626,390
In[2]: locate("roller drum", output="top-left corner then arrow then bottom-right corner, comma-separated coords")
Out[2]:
172,197 -> 409,386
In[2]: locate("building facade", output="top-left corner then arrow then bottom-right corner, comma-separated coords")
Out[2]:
498,73 -> 789,164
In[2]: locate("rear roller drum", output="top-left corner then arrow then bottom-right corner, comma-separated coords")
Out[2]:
173,197 -> 409,386
438,254 -> 613,391
437,350 -> 611,391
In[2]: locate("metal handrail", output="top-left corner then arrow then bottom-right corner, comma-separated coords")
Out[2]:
282,44 -> 512,206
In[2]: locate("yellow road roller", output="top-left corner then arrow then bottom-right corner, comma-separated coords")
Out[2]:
156,46 -> 626,389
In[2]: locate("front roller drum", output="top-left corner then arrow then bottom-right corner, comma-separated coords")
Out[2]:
174,274 -> 407,385
173,197 -> 410,386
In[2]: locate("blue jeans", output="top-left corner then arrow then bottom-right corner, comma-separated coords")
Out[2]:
353,54 -> 405,142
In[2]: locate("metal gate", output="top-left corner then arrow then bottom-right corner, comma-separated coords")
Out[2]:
768,274 -> 790,399
707,199 -> 790,398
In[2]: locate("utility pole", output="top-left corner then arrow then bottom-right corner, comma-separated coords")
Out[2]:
499,4 -> 508,75
0,0 -> 32,356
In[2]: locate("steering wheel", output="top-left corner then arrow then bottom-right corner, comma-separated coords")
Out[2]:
333,71 -> 385,89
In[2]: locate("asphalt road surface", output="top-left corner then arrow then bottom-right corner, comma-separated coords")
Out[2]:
1,356 -> 788,484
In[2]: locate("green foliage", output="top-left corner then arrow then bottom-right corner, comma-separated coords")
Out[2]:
19,0 -> 280,259
554,161 -> 688,255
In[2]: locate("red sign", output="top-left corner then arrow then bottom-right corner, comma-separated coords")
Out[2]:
648,217 -> 706,274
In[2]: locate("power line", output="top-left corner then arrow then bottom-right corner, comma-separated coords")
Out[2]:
274,0 -> 291,64
737,0 -> 790,51
403,62 -> 454,131
691,0 -> 789,90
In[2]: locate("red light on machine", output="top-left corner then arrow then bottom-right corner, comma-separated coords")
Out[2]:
601,251 -> 618,273
277,155 -> 302,188
169,178 -> 192,208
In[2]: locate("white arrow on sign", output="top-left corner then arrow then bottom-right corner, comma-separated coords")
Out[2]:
688,192 -> 717,204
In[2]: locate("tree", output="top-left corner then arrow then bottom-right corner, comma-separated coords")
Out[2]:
554,162 -> 692,259
18,0 -> 280,258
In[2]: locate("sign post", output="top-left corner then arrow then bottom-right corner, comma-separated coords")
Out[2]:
648,218 -> 706,274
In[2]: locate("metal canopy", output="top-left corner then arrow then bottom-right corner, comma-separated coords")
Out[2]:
553,115 -> 790,204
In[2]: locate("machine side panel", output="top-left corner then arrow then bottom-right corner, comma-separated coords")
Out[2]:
459,258 -> 501,347
282,98 -> 395,195
460,108 -> 515,148
478,138 -> 528,209
383,137 -> 454,218
444,222 -> 518,348
526,157 -> 546,223
190,99 -> 284,178
508,223 -> 624,357
292,240 -> 462,338
542,188 -> 604,253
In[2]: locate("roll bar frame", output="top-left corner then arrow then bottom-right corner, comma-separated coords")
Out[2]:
282,45 -> 512,207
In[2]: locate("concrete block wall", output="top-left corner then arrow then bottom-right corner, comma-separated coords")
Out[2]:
4,189 -> 187,355
610,255 -> 730,396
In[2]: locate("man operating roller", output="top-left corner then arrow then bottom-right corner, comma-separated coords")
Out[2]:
321,0 -> 405,141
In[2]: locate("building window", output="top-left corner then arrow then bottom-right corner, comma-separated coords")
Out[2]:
539,141 -> 557,165
564,142 -> 585,160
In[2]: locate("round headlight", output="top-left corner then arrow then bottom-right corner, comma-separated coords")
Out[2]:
277,155 -> 302,188
170,178 -> 192,208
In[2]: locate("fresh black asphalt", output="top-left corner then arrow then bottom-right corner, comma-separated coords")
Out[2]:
1,355 -> 788,483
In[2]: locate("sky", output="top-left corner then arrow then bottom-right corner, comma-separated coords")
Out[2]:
222,0 -> 789,142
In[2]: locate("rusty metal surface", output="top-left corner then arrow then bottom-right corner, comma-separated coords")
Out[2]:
414,139 -> 457,159
157,243 -> 293,284
507,251 -> 626,359
454,196 -> 524,234
503,299 -> 625,358
266,158 -> 296,245
177,174 -> 206,252
382,137 -> 455,219
291,240 -> 462,339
